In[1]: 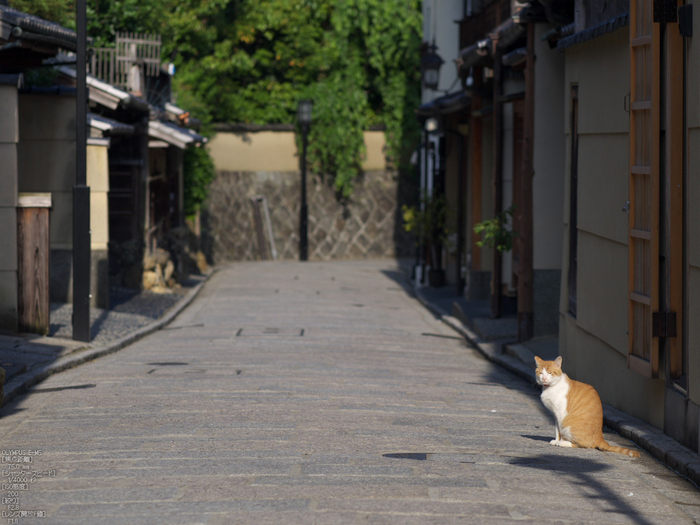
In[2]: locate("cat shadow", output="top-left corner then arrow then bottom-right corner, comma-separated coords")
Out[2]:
510,454 -> 654,525
520,434 -> 551,442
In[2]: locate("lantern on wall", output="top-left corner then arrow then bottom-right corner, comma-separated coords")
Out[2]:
421,43 -> 444,91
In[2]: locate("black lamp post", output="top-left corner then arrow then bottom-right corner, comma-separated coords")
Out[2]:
297,99 -> 313,261
73,0 -> 91,341
421,43 -> 444,91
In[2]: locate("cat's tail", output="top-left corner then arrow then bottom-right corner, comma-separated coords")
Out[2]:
596,439 -> 640,457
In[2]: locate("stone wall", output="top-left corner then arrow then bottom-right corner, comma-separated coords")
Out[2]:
204,170 -> 414,263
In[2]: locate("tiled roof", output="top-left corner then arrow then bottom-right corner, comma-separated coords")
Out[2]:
0,5 -> 78,48
557,13 -> 629,51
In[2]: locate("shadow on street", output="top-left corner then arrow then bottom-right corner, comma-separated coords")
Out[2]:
510,454 -> 655,525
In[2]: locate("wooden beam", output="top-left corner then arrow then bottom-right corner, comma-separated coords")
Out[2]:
470,69 -> 483,272
666,9 -> 684,379
491,49 -> 503,319
456,125 -> 467,295
517,22 -> 535,342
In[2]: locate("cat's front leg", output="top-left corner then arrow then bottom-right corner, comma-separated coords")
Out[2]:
550,425 -> 562,445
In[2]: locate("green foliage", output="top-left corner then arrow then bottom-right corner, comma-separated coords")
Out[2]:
169,0 -> 423,197
473,204 -> 518,253
22,67 -> 60,87
8,0 -> 167,43
183,145 -> 217,218
11,0 -> 423,199
86,0 -> 170,47
8,0 -> 74,28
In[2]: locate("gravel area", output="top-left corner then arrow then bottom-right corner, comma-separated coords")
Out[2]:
49,285 -> 191,347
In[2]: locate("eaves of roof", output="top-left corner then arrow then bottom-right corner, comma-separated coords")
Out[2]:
163,102 -> 202,129
88,113 -> 136,135
457,6 -> 532,76
557,13 -> 629,51
416,90 -> 470,118
0,5 -> 80,50
58,66 -> 149,112
148,120 -> 206,149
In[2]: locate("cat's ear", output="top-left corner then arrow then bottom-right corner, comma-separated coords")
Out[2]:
554,356 -> 563,368
534,356 -> 543,366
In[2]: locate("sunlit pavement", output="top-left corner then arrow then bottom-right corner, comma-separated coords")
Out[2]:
1,259 -> 698,524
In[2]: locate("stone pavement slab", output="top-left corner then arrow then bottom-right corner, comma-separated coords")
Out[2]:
415,282 -> 700,490
0,274 -> 210,407
0,259 -> 698,524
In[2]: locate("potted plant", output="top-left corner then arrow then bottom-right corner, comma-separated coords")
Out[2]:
473,204 -> 517,252
402,193 -> 450,287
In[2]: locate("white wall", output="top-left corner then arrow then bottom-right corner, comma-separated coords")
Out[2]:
422,0 -> 463,103
0,84 -> 18,330
209,130 -> 387,173
559,27 -> 665,429
533,23 -> 566,270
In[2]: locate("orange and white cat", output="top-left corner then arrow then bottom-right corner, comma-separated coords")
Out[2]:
534,356 -> 639,457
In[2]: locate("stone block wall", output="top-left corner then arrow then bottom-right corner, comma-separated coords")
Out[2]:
204,170 -> 414,263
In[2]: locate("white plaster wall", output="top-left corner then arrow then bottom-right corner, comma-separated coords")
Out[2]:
560,313 -> 665,428
209,130 -> 387,173
687,128 -> 700,406
686,2 -> 700,407
17,95 -> 109,254
686,0 -> 700,130
558,27 -> 667,429
17,94 -> 75,249
533,23 -> 565,270
422,0 -> 463,103
0,84 -> 18,330
87,144 -> 110,251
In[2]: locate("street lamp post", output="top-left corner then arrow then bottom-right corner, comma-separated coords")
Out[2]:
297,100 -> 313,261
73,0 -> 91,342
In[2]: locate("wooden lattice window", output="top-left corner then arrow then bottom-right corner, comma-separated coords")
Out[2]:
628,0 -> 660,378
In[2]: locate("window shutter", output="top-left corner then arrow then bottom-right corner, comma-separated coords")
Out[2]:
628,0 -> 660,377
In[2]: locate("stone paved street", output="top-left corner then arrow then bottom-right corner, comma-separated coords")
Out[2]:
1,259 -> 699,524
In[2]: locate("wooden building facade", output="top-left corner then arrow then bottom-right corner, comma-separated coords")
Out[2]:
452,0 -> 566,340
556,0 -> 700,453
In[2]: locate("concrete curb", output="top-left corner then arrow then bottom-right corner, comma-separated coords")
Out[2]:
2,269 -> 215,407
415,287 -> 700,488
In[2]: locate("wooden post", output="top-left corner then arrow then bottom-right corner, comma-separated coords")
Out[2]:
471,68 -> 483,273
517,23 -> 535,342
17,194 -> 52,335
455,122 -> 467,295
491,48 -> 503,319
666,10 -> 684,379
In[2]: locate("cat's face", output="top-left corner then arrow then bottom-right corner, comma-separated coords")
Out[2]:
534,356 -> 563,386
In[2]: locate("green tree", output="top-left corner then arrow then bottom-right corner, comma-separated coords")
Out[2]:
8,0 -> 168,43
183,145 -> 217,217
10,0 -> 423,198
8,0 -> 74,27
168,0 -> 422,197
